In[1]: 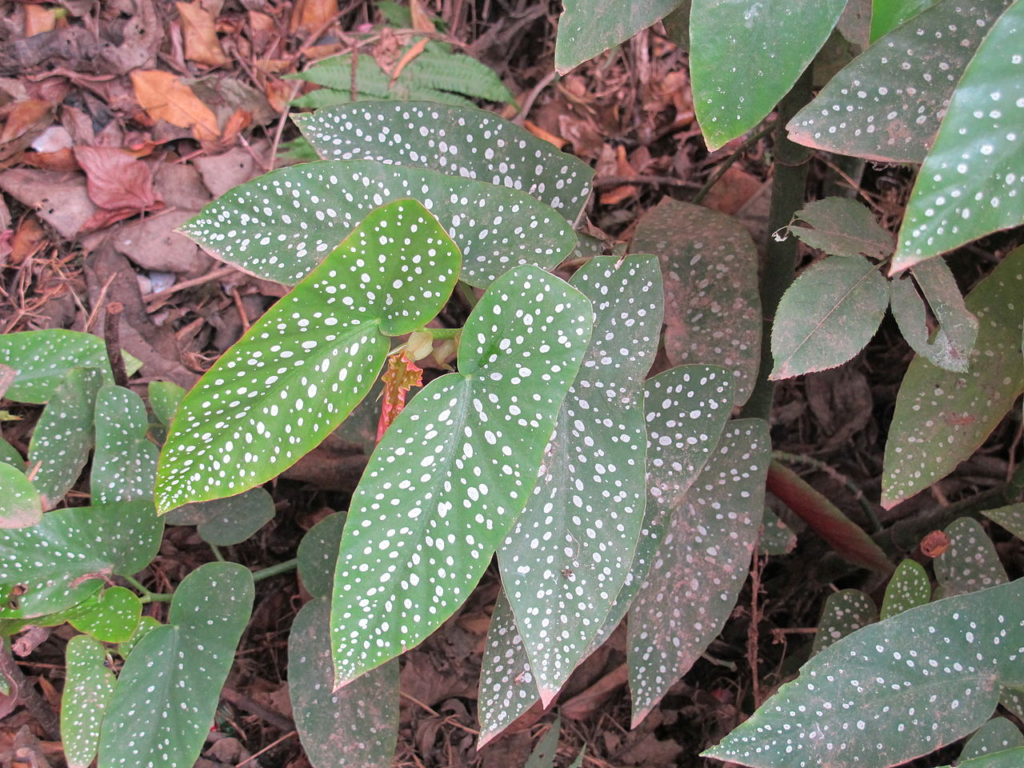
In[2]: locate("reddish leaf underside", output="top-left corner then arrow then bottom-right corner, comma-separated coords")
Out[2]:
375,351 -> 424,443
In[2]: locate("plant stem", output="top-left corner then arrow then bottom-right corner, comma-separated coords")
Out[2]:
740,68 -> 815,421
210,543 -> 226,562
252,558 -> 298,583
122,574 -> 172,603
773,450 -> 882,532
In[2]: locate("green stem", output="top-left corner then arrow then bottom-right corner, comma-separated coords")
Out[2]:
457,281 -> 479,310
740,67 -> 815,421
417,327 -> 461,340
209,543 -> 226,562
123,574 -> 173,604
252,558 -> 298,583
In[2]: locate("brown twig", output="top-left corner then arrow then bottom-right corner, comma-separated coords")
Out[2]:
747,552 -> 765,708
235,730 -> 297,767
592,174 -> 700,189
103,301 -> 128,387
220,686 -> 294,732
143,265 -> 238,304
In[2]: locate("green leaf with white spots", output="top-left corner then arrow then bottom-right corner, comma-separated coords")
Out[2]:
295,102 -> 594,222
811,589 -> 877,655
759,507 -> 797,556
28,367 -> 103,508
690,0 -> 847,150
627,419 -> 770,726
165,487 -> 275,546
91,386 -> 158,505
935,518 -> 1008,598
497,255 -> 662,705
157,199 -> 461,513
962,718 -> 1024,761
880,559 -> 931,619
290,598 -> 399,768
477,588 -> 539,747
0,500 -> 162,620
0,462 -> 42,528
982,503 -> 1024,541
892,0 -> 1024,271
61,635 -> 115,768
331,265 -> 593,686
297,511 -> 346,599
524,714 -> 566,768
870,0 -> 937,41
890,257 -> 979,372
182,159 -> 575,289
946,748 -> 1024,768
629,198 -> 762,406
0,330 -> 111,404
116,615 -> 161,660
554,0 -> 685,75
770,256 -> 890,380
787,198 -> 893,261
148,381 -> 185,427
706,578 -> 1024,768
789,0 -> 1009,163
65,587 -> 142,643
883,246 -> 1024,508
98,562 -> 254,768
0,438 -> 22,468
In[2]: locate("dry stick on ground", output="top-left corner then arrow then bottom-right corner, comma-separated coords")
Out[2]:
103,300 -> 128,387
0,639 -> 60,740
746,552 -> 766,709
220,686 -> 295,732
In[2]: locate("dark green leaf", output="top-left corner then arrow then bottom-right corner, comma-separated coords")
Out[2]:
770,256 -> 889,379
870,0 -> 937,41
935,517 -> 1007,598
148,381 -> 185,427
181,159 -> 575,289
982,503 -> 1024,541
0,330 -> 110,404
0,462 -> 41,528
788,198 -> 892,260
961,718 -> 1024,761
65,587 -> 142,643
812,589 -> 877,654
759,507 -> 797,556
98,562 -> 254,768
116,615 -> 161,660
554,0 -> 684,74
91,386 -> 158,504
524,714 -> 564,768
165,487 -> 275,546
944,748 -> 1024,768
62,635 -> 116,768
331,265 -> 593,686
296,511 -> 346,600
880,559 -> 931,619
477,588 -> 538,746
0,438 -> 22,469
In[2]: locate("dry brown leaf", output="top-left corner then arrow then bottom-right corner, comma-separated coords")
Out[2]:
1,99 -> 51,145
10,214 -> 47,266
73,146 -> 161,212
390,36 -> 429,84
522,120 -> 567,149
289,0 -> 338,34
130,70 -> 219,142
176,1 -> 230,67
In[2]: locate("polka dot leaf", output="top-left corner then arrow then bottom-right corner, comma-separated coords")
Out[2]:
892,0 -> 1024,271
147,381 -> 185,427
935,517 -> 1008,599
91,386 -> 158,505
628,418 -> 770,726
290,597 -> 399,768
157,199 -> 461,513
704,578 -> 1024,768
759,507 -> 797,556
0,462 -> 42,529
788,0 -> 1011,164
982,502 -> 1024,542
294,102 -> 594,222
181,159 -> 575,289
0,329 -> 111,404
880,559 -> 931,620
0,500 -> 162,620
554,0 -> 683,74
97,562 -> 254,768
812,589 -> 878,655
943,747 -> 1024,768
523,713 -> 567,768
165,487 -> 275,547
690,0 -> 847,150
61,634 -> 116,768
960,717 -> 1024,761
297,511 -> 347,600
630,198 -> 762,406
882,245 -> 1024,508
28,367 -> 104,509
330,265 -> 594,688
497,255 -> 662,706
478,588 -> 539,746
63,586 -> 143,644
770,255 -> 890,380
0,438 -> 21,469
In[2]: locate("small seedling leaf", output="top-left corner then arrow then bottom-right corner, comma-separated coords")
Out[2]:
66,587 -> 142,643
770,255 -> 889,379
890,257 -> 979,372
790,0 -> 1009,163
148,381 -> 185,427
295,102 -> 594,222
166,487 -> 275,546
893,0 -> 1024,271
0,330 -> 111,404
690,0 -> 847,149
498,255 -> 662,705
812,589 -> 877,655
706,578 -> 1024,768
630,198 -> 761,406
982,503 -> 1024,541
477,588 -> 539,746
0,462 -> 42,529
61,635 -> 116,768
628,418 -> 770,726
91,386 -> 158,504
289,598 -> 399,768
157,199 -> 461,512
961,717 -> 1024,761
554,0 -> 683,74
935,517 -> 1008,598
297,511 -> 347,600
524,714 -> 564,768
0,500 -> 162,619
787,198 -> 893,261
98,562 -> 254,768
880,559 -> 931,619
181,159 -> 575,289
28,367 -> 104,508
331,265 -> 593,687
883,246 -> 1024,507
